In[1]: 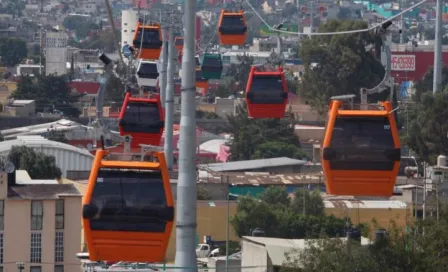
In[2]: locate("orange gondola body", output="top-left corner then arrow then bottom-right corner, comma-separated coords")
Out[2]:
218,10 -> 247,45
82,150 -> 174,262
132,22 -> 163,60
118,92 -> 165,147
174,36 -> 184,53
321,100 -> 401,196
195,68 -> 209,89
245,66 -> 288,118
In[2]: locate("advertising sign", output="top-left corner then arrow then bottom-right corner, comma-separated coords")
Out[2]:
391,55 -> 416,71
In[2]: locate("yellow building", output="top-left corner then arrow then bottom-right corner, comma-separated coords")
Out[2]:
0,172 -> 82,272
0,81 -> 17,106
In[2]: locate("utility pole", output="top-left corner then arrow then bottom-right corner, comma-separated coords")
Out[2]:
225,175 -> 230,272
400,0 -> 404,44
423,162 -> 426,220
433,0 -> 443,94
164,24 -> 175,169
160,29 -> 168,107
39,26 -> 43,75
174,0 -> 197,270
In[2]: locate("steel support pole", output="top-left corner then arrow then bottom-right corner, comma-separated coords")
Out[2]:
225,175 -> 230,272
160,29 -> 168,107
164,27 -> 175,169
433,0 -> 443,94
174,0 -> 197,269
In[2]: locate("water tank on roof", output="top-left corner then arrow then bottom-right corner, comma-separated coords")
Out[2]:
346,229 -> 361,243
251,228 -> 265,237
437,155 -> 446,167
375,229 -> 388,242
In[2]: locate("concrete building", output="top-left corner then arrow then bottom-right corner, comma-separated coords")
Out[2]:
2,100 -> 36,117
241,236 -> 372,272
0,171 -> 82,272
121,10 -> 138,48
45,32 -> 68,75
0,136 -> 94,177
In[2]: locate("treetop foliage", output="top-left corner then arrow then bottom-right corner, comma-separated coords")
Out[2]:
13,74 -> 82,117
231,187 -> 346,239
298,20 -> 387,115
8,146 -> 62,179
227,104 -> 307,161
0,38 -> 27,67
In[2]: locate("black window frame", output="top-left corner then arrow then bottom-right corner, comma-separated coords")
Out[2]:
55,199 -> 64,229
30,233 -> 42,263
30,266 -> 41,272
54,265 -> 64,272
0,200 -> 4,231
31,201 -> 43,230
55,232 -> 64,263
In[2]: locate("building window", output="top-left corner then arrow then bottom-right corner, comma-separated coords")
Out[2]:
30,267 -> 41,272
31,201 -> 43,230
55,199 -> 64,229
55,232 -> 64,262
0,233 -> 3,264
30,233 -> 42,263
54,265 -> 64,272
0,200 -> 3,231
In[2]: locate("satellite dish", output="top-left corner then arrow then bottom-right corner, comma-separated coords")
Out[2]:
4,161 -> 15,174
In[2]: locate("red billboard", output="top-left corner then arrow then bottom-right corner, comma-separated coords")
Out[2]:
391,51 -> 448,83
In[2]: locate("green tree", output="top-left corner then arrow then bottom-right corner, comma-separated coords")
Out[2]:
12,74 -> 82,117
298,20 -> 386,115
402,91 -> 448,164
226,54 -> 254,89
46,130 -> 68,144
413,67 -> 448,102
75,30 -> 121,53
8,146 -> 62,179
231,186 -> 347,239
0,38 -> 28,66
104,75 -> 125,104
291,189 -> 325,217
63,16 -> 99,38
197,185 -> 212,200
227,104 -> 304,161
196,110 -> 221,119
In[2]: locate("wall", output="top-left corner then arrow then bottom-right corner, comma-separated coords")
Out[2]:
392,51 -> 448,84
165,201 -> 239,262
241,240 -> 268,272
0,81 -> 17,105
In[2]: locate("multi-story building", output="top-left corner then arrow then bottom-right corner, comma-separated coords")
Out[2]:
45,32 -> 68,76
0,171 -> 82,272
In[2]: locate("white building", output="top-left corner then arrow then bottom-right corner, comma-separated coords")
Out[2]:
45,32 -> 68,75
121,9 -> 138,48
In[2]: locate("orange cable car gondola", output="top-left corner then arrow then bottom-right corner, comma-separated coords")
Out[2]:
195,68 -> 209,90
118,92 -> 165,148
132,22 -> 163,60
245,66 -> 288,118
82,149 -> 174,262
218,10 -> 247,45
174,36 -> 184,53
321,100 -> 401,196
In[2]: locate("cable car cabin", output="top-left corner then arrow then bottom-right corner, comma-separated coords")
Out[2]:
136,60 -> 159,87
201,53 -> 223,80
245,66 -> 288,118
174,36 -> 184,53
195,68 -> 209,89
82,149 -> 174,262
321,100 -> 401,196
118,92 -> 165,148
132,23 -> 163,60
218,10 -> 247,45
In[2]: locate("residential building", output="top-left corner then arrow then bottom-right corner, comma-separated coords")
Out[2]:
45,32 -> 68,75
0,81 -> 17,106
2,100 -> 36,117
0,171 -> 82,272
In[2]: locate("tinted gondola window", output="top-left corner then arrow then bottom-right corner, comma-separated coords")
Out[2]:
196,70 -> 204,80
329,116 -> 396,170
222,15 -> 245,28
203,57 -> 222,68
175,38 -> 183,45
135,29 -> 160,43
251,76 -> 284,95
89,169 -> 169,232
138,63 -> 158,78
121,102 -> 161,133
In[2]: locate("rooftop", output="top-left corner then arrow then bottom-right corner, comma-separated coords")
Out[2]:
8,184 -> 82,200
198,157 -> 307,172
198,170 -> 323,185
1,119 -> 85,140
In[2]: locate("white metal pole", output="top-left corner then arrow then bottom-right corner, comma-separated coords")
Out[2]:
174,0 -> 197,269
160,29 -> 168,107
164,26 -> 175,169
433,0 -> 443,94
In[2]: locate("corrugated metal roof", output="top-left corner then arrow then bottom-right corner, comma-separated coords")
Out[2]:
199,139 -> 228,154
324,200 -> 407,209
198,157 -> 307,172
1,119 -> 84,139
0,135 -> 94,177
243,236 -> 372,266
198,170 -> 323,185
